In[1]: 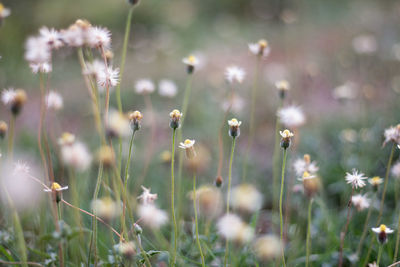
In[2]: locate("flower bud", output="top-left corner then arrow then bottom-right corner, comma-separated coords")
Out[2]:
134,223 -> 143,235
302,172 -> 320,198
128,0 -> 140,5
169,109 -> 182,130
128,110 -> 143,132
215,176 -> 223,187
275,80 -> 290,100
228,118 -> 241,138
0,121 -> 8,139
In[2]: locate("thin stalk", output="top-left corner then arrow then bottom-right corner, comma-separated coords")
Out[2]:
272,98 -> 284,210
306,198 -> 314,267
377,245 -> 383,266
242,57 -> 260,182
356,192 -> 376,258
338,187 -> 355,267
170,128 -> 178,266
193,172 -> 205,267
7,114 -> 15,159
116,6 -> 134,112
224,137 -> 236,267
394,209 -> 400,261
279,149 -> 288,267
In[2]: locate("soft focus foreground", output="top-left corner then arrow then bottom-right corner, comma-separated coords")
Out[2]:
1,0 -> 400,266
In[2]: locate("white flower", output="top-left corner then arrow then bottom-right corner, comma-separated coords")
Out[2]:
60,142 -> 92,171
135,79 -> 155,95
228,118 -> 241,127
1,88 -> 16,105
293,158 -> 319,176
158,79 -> 177,98
43,182 -> 69,192
352,34 -> 377,55
230,184 -> 263,213
225,66 -> 246,84
253,235 -> 282,261
277,105 -> 306,128
275,80 -> 290,91
83,59 -> 105,77
279,129 -> 294,138
182,55 -> 199,67
97,66 -> 119,89
24,36 -> 51,64
345,169 -> 367,189
86,26 -> 111,49
137,204 -> 168,229
368,176 -> 383,186
46,91 -> 63,111
192,186 -> 223,219
137,186 -> 158,205
61,26 -> 85,47
372,224 -> 394,244
384,125 -> 400,145
179,139 -> 195,149
39,27 -> 63,49
0,4 -> 11,19
333,82 -> 358,100
217,214 -> 254,243
392,162 -> 400,178
368,262 -> 378,267
351,194 -> 370,211
13,161 -> 30,175
248,39 -> 270,58
29,62 -> 52,74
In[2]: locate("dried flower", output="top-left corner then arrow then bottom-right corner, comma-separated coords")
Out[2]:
97,66 -> 119,89
116,241 -> 136,259
352,194 -> 370,211
86,26 -> 111,49
299,171 -> 320,198
228,118 -> 241,138
345,169 -> 367,189
96,145 -> 115,167
179,139 -> 196,159
372,224 -> 394,244
137,186 -> 158,205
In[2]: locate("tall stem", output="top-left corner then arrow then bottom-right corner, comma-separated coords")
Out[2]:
272,98 -> 283,210
338,187 -> 354,267
306,198 -> 314,267
279,149 -> 288,267
394,208 -> 400,262
170,128 -> 178,266
116,6 -> 134,112
193,172 -> 205,267
377,245 -> 383,266
242,57 -> 260,182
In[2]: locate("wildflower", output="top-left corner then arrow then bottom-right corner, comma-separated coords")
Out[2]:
116,241 -> 136,259
97,66 -> 119,89
369,176 -> 383,191
191,185 -> 223,218
135,79 -> 155,95
60,141 -> 92,171
293,154 -> 319,176
44,182 -> 68,203
83,59 -> 105,77
280,129 -> 294,149
58,132 -> 76,146
86,26 -> 111,49
0,3 -> 11,23
248,39 -> 271,58
45,91 -> 63,111
137,204 -> 168,229
275,80 -> 290,99
277,105 -> 306,128
61,25 -> 85,47
91,197 -> 121,222
332,82 -> 358,100
13,161 -> 30,174
29,62 -> 52,74
137,186 -> 158,205
96,145 -> 115,167
0,120 -> 7,139
128,110 -> 143,131
351,194 -> 370,211
230,184 -> 263,213
182,55 -> 199,74
169,109 -> 182,130
1,88 -> 27,115
352,34 -> 377,55
345,169 -> 367,189
392,162 -> 400,178
217,214 -> 254,244
384,124 -> 400,146
179,139 -> 196,159
225,66 -> 246,84
253,235 -> 283,261
299,171 -> 320,198
39,27 -> 63,50
372,224 -> 394,244
228,118 -> 241,138
158,79 -> 178,98
24,36 -> 51,64
105,110 -> 130,138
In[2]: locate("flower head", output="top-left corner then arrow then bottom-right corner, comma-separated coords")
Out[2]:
352,194 -> 370,211
137,186 -> 158,205
97,66 -> 119,89
39,27 -> 63,49
1,88 -> 27,115
345,169 -> 367,189
29,62 -> 52,74
24,36 -> 51,64
105,110 -> 130,138
169,109 -> 182,129
44,182 -> 68,202
230,184 -> 263,213
91,197 -> 121,222
128,110 -> 143,131
182,55 -> 199,74
372,224 -> 394,244
352,34 -> 377,55
0,120 -> 7,139
58,132 -> 76,146
46,91 -> 63,111
392,162 -> 400,178
293,154 -> 319,176
191,185 -> 223,218
277,105 -> 306,128
60,141 -> 92,171
368,176 -> 383,188
217,214 -> 254,244
225,66 -> 246,84
137,204 -> 168,229
0,3 -> 11,20
253,235 -> 282,261
280,129 -> 294,149
86,26 -> 111,49
228,118 -> 241,138
135,79 -> 155,95
299,171 -> 320,198
158,79 -> 178,98
179,139 -> 196,159
248,39 -> 271,58
275,80 -> 290,99
383,124 -> 400,146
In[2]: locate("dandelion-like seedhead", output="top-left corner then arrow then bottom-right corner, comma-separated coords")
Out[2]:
217,214 -> 254,244
277,105 -> 306,128
351,194 -> 370,211
116,241 -> 136,259
225,66 -> 246,84
137,186 -> 158,205
158,79 -> 178,98
383,124 -> 400,146
345,169 -> 367,189
253,235 -> 282,261
191,185 -> 223,218
230,184 -> 263,213
45,91 -> 63,111
228,118 -> 241,138
138,204 -> 168,229
135,79 -> 155,95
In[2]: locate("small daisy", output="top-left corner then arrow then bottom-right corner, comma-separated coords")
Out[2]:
45,91 -> 63,111
29,62 -> 52,74
137,186 -> 158,205
275,80 -> 290,91
135,79 -> 155,95
368,176 -> 383,187
44,182 -> 69,192
351,194 -> 370,211
39,27 -> 63,49
225,66 -> 246,84
248,39 -> 271,58
228,118 -> 241,138
179,139 -> 196,159
86,26 -> 111,49
182,55 -> 199,74
158,79 -> 178,98
372,224 -> 394,244
277,105 -> 306,128
345,169 -> 367,189
280,129 -> 294,149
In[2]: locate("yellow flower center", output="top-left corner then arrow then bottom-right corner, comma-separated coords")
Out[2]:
283,129 -> 290,136
184,139 -> 192,145
371,176 -> 381,183
380,224 -> 387,232
258,39 -> 268,48
188,55 -> 196,64
303,171 -> 311,178
231,118 -> 238,123
51,182 -> 61,190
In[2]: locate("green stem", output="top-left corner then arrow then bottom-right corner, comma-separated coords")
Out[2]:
170,128 -> 178,266
242,57 -> 260,182
116,6 -> 134,112
136,234 -> 152,267
377,245 -> 383,266
338,187 -> 354,267
272,98 -> 284,211
224,137 -> 236,267
394,209 -> 400,262
193,172 -> 205,267
306,198 -> 314,267
279,149 -> 288,267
